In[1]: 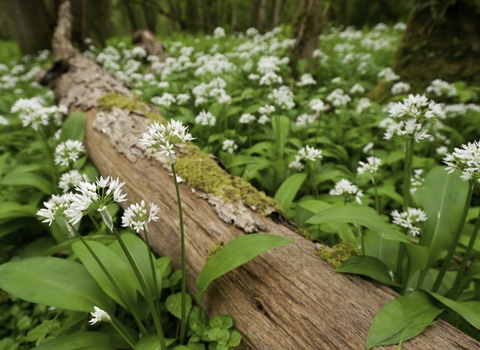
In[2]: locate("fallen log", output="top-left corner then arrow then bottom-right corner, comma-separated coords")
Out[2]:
44,2 -> 480,349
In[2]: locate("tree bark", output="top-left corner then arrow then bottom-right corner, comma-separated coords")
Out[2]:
231,0 -> 237,33
272,0 -> 282,28
7,0 -> 54,54
257,0 -> 268,33
142,0 -> 157,33
44,2 -> 480,349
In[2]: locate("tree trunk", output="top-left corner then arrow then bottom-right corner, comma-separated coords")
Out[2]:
142,0 -> 157,33
369,0 -> 480,101
272,0 -> 282,28
289,0 -> 323,79
231,0 -> 237,33
250,0 -> 260,29
7,0 -> 54,54
44,2 -> 480,349
185,0 -> 199,32
257,0 -> 268,33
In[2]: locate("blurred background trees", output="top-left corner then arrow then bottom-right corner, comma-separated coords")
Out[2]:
0,0 -> 413,55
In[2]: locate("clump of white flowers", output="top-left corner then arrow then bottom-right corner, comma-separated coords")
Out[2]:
309,98 -> 326,113
58,170 -> 89,192
194,110 -> 216,126
444,141 -> 480,182
382,94 -> 445,142
37,193 -> 75,226
213,27 -> 226,39
10,97 -> 67,130
426,79 -> 457,97
121,200 -> 160,233
391,82 -> 410,95
139,119 -> 195,165
222,139 -> 238,154
288,146 -> 322,171
89,306 -> 111,325
239,113 -> 256,124
391,208 -> 427,236
377,67 -> 400,82
357,156 -> 382,175
410,169 -> 425,194
296,73 -> 316,87
54,140 -> 86,167
329,179 -> 363,205
151,93 -> 176,108
268,86 -> 295,110
296,113 -> 317,127
326,88 -> 351,108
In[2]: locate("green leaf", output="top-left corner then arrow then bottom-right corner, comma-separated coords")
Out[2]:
307,206 -> 410,243
414,167 -> 469,265
60,112 -> 85,142
109,233 -> 161,298
31,332 -> 114,350
196,234 -> 290,306
0,172 -> 53,194
0,257 -> 114,313
228,331 -> 242,347
428,292 -> 480,329
404,244 -> 430,287
0,202 -> 38,220
166,292 -> 192,320
135,335 -> 176,350
72,241 -> 137,309
274,173 -> 307,211
366,291 -> 443,349
336,255 -> 401,287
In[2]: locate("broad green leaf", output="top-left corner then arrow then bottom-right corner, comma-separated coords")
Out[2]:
0,257 -> 114,313
414,167 -> 469,265
404,244 -> 430,287
336,255 -> 400,287
366,291 -> 443,349
72,241 -> 138,309
109,233 -> 161,298
367,184 -> 403,204
307,206 -> 410,243
274,173 -> 307,211
37,235 -> 116,256
166,292 -> 192,320
135,335 -> 176,350
0,172 -> 54,194
428,292 -> 480,329
271,115 -> 290,148
60,112 -> 85,142
466,261 -> 480,278
196,234 -> 290,306
32,332 -> 113,350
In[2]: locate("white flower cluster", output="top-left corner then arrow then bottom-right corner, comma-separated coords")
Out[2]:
89,306 -> 111,325
222,139 -> 238,154
410,169 -> 424,194
444,141 -> 480,182
213,27 -> 226,39
383,94 -> 445,142
391,208 -> 427,236
296,113 -> 317,127
10,97 -> 67,130
268,86 -> 295,110
139,119 -> 195,164
259,71 -> 283,86
349,83 -> 365,95
391,82 -> 410,95
329,179 -> 363,205
426,79 -> 457,97
288,146 -> 322,171
151,93 -> 176,108
37,193 -> 75,226
309,99 -> 326,113
357,156 -> 382,175
192,77 -> 231,106
356,97 -> 371,114
296,73 -> 316,87
195,110 -> 216,126
54,140 -> 86,167
377,67 -> 400,83
58,170 -> 89,192
326,88 -> 351,107
194,53 -> 236,76
121,200 -> 160,233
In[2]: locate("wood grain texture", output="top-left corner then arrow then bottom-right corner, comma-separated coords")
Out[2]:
49,2 -> 480,349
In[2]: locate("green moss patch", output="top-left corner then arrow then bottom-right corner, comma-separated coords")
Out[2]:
98,92 -> 162,122
316,242 -> 361,268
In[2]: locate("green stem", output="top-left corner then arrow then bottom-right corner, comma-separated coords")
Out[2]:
110,316 -> 137,349
68,224 -> 148,336
372,177 -> 380,214
143,224 -> 160,320
403,138 -> 414,211
432,180 -> 475,293
315,112 -> 322,146
88,213 -> 101,232
111,227 -> 167,350
171,164 -> 187,345
39,129 -> 58,193
448,208 -> 480,299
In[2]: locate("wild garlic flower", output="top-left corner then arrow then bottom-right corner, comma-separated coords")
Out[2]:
213,27 -> 226,39
288,146 -> 323,171
257,115 -> 270,125
296,73 -> 316,86
349,83 -> 365,95
410,169 -> 425,194
309,99 -> 326,113
356,98 -> 371,114
194,110 -> 216,126
326,88 -> 351,107
268,86 -> 295,110
58,170 -> 89,192
377,67 -> 400,82
444,141 -> 480,181
176,93 -> 190,105
391,208 -> 427,236
151,93 -> 176,108
296,113 -> 317,127
357,157 -> 382,175
259,71 -> 283,86
426,79 -> 457,97
222,139 -> 238,154
89,306 -> 111,325
139,119 -> 195,164
0,115 -> 9,125
383,94 -> 444,142
121,200 -> 160,233
329,179 -> 363,205
258,105 -> 275,115
54,140 -> 86,167
64,176 -> 127,225
10,98 -> 67,130
37,193 -> 75,226
239,113 -> 256,124
391,82 -> 410,95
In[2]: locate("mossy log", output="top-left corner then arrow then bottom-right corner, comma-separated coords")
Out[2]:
43,2 -> 480,349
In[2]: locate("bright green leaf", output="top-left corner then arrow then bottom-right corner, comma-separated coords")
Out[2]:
274,173 -> 307,211
196,234 -> 290,306
336,255 -> 401,287
31,332 -> 113,350
60,112 -> 85,142
166,292 -> 192,320
428,292 -> 480,329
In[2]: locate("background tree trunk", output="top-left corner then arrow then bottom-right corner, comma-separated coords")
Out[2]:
142,0 -> 157,33
256,0 -> 268,33
7,0 -> 54,54
231,0 -> 237,33
272,0 -> 282,28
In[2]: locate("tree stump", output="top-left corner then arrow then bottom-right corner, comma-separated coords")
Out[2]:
44,2 -> 480,349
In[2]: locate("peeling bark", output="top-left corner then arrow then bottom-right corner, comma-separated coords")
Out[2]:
44,2 -> 480,349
